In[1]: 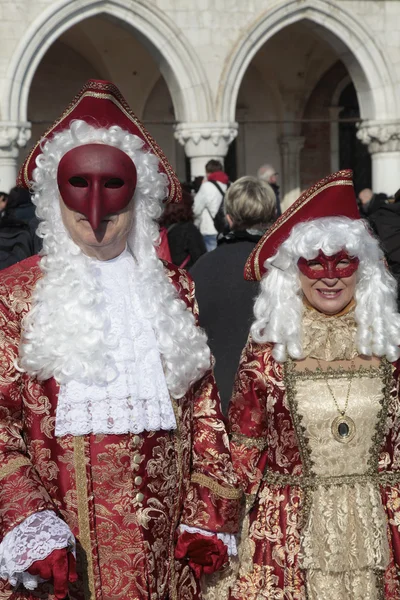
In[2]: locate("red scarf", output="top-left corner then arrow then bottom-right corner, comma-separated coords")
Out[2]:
207,171 -> 229,185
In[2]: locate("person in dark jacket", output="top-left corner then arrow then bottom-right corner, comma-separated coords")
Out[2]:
159,187 -> 206,268
7,186 -> 36,223
0,191 -> 8,219
0,190 -> 35,270
357,187 -> 388,218
368,188 -> 400,310
190,176 -> 276,412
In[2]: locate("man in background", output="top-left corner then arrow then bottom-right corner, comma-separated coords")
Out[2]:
257,163 -> 281,217
193,159 -> 229,251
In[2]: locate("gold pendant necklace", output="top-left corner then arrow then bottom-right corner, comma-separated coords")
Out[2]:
317,360 -> 356,444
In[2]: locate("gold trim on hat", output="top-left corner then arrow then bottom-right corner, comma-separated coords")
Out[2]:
20,81 -> 179,203
247,175 -> 353,281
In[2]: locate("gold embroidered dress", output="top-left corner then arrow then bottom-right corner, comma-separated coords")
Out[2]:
0,256 -> 241,600
227,305 -> 400,599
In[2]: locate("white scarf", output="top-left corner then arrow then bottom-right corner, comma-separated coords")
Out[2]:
55,249 -> 176,436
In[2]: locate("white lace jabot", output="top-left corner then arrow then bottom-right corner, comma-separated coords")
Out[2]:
55,249 -> 177,436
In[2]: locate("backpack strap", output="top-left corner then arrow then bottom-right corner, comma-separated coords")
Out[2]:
209,180 -> 225,197
206,180 -> 226,221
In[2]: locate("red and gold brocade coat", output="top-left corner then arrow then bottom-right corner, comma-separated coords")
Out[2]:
228,336 -> 400,600
0,256 -> 241,600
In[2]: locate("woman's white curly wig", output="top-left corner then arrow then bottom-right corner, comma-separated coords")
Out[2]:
19,120 -> 210,398
251,216 -> 400,362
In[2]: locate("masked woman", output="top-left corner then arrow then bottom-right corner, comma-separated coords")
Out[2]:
226,170 -> 400,600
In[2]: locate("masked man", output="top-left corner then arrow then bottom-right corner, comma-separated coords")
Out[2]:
0,80 -> 240,600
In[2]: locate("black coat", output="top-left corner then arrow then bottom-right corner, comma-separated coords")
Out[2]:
369,202 -> 400,310
167,221 -> 206,269
270,183 -> 281,217
0,217 -> 35,270
190,230 -> 261,413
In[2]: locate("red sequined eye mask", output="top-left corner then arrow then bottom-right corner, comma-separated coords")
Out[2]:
297,250 -> 359,279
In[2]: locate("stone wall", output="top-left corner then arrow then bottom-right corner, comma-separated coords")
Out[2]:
0,0 -> 399,198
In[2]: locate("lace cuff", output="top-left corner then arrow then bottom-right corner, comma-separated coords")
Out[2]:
179,524 -> 237,556
0,510 -> 75,589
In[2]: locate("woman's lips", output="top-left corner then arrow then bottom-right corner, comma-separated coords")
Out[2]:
316,288 -> 343,298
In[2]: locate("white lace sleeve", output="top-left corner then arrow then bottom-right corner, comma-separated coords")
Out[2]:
179,524 -> 237,556
0,510 -> 75,590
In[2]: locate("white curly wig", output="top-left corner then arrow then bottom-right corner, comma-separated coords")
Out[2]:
251,216 -> 400,363
19,119 -> 210,398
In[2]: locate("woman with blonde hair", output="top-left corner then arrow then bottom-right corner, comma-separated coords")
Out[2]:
191,176 -> 276,412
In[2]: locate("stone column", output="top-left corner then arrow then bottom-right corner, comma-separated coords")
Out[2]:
174,122 -> 238,178
329,106 -> 342,173
357,120 -> 400,196
279,135 -> 305,210
0,122 -> 31,191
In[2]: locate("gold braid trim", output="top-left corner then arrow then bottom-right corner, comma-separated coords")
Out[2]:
74,436 -> 96,600
263,469 -> 400,489
0,455 -> 31,481
170,399 -> 183,600
231,432 -> 267,450
191,473 -> 242,500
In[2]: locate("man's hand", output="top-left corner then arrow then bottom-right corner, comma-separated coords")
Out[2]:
175,531 -> 228,578
27,549 -> 77,599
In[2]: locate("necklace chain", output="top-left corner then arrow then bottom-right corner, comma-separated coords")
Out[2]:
316,360 -> 355,416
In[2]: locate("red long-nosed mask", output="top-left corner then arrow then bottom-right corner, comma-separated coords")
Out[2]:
57,144 -> 137,231
297,250 -> 359,279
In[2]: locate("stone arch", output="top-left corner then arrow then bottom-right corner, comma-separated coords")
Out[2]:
3,0 -> 212,124
218,0 -> 398,123
331,75 -> 352,108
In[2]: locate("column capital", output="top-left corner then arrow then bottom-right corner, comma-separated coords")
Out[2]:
279,135 -> 305,155
0,122 -> 31,190
174,122 -> 238,157
357,120 -> 400,153
0,121 -> 31,157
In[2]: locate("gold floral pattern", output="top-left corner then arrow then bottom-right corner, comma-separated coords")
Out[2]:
0,258 -> 240,600
227,334 -> 400,600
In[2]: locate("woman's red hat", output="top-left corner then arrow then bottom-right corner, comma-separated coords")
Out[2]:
244,169 -> 360,281
17,79 -> 181,204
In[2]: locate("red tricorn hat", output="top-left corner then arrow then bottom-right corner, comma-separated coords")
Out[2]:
244,169 -> 360,281
17,79 -> 181,204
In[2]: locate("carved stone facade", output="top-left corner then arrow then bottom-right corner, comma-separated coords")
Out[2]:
0,123 -> 31,191
0,0 -> 400,199
357,121 -> 400,195
357,121 -> 400,154
174,123 -> 238,177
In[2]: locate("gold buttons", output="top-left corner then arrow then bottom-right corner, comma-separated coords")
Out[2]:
136,492 -> 144,503
133,454 -> 142,465
133,435 -> 140,445
134,476 -> 143,486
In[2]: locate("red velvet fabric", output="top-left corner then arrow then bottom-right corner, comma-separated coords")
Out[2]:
27,549 -> 77,599
175,531 -> 228,578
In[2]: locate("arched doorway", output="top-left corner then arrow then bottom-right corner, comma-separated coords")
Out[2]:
300,61 -> 371,194
4,0 -> 212,129
24,13 -> 186,175
218,0 -> 396,204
